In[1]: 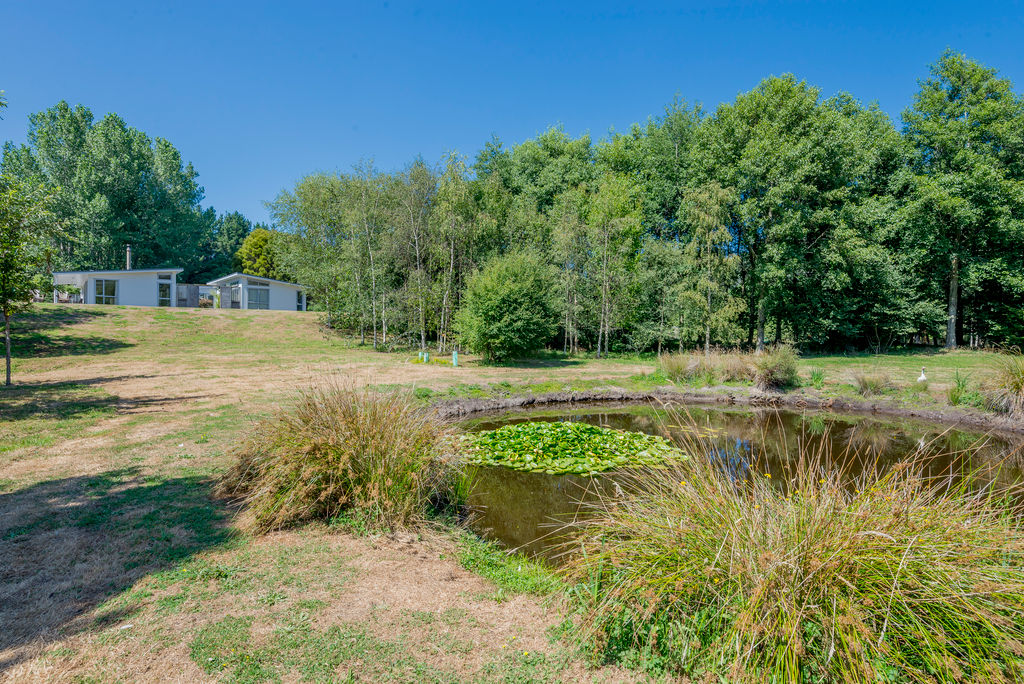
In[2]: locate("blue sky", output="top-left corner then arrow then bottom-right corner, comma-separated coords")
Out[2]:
2,1 -> 1023,224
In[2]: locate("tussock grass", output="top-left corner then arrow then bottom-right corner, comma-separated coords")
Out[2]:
853,371 -> 896,396
753,344 -> 799,391
809,367 -> 826,390
947,369 -> 972,406
660,350 -> 753,386
562,413 -> 1024,682
218,383 -> 459,533
992,351 -> 1024,417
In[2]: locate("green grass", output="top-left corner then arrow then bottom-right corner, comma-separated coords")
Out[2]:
453,531 -> 563,599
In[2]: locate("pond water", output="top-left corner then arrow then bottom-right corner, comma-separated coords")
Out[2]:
462,403 -> 1024,561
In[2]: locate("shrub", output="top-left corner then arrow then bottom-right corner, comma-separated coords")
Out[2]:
947,369 -> 971,406
809,367 -> 825,390
853,371 -> 895,396
562,417 -> 1024,682
752,344 -> 799,390
218,384 -> 459,533
455,251 -> 558,362
992,351 -> 1024,417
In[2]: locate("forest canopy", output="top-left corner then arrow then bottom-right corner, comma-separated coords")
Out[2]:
269,51 -> 1024,354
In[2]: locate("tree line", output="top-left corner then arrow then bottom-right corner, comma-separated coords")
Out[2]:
1,102 -> 261,283
269,51 -> 1024,354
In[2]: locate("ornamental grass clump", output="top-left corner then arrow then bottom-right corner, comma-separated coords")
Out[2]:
563,417 -> 1024,682
753,344 -> 799,390
218,383 -> 458,533
992,350 -> 1024,417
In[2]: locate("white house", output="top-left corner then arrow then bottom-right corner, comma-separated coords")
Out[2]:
52,268 -> 184,307
206,273 -> 306,311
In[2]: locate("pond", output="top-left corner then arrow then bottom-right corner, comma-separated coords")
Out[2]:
462,403 -> 1024,561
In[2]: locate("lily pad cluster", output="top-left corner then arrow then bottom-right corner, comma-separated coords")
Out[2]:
462,420 -> 686,475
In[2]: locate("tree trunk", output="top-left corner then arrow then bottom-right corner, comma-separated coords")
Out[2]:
704,284 -> 712,357
946,255 -> 959,350
755,301 -> 766,354
4,311 -> 11,387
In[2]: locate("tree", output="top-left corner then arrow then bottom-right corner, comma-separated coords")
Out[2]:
588,174 -> 642,357
0,176 -> 52,385
675,183 -> 745,355
1,101 -> 213,278
455,251 -> 558,362
901,51 -> 1024,348
235,227 -> 285,280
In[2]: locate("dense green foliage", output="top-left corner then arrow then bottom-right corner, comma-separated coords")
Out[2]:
268,51 -> 1024,353
454,251 -> 558,361
0,175 -> 52,384
1,101 -> 253,281
463,421 -> 685,475
564,426 -> 1024,682
235,227 -> 287,280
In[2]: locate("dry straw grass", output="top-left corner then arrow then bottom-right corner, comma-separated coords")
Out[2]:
218,382 -> 459,533
562,408 -> 1024,682
659,350 -> 755,385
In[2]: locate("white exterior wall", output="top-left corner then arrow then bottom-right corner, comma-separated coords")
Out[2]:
268,283 -> 302,311
88,272 -> 177,307
54,270 -> 180,307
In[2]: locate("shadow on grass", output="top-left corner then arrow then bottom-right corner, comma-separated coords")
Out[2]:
10,306 -> 132,359
0,468 -> 234,671
0,377 -> 183,422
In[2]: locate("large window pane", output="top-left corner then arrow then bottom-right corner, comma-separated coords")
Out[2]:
95,279 -> 117,305
247,287 -> 269,310
158,282 -> 171,306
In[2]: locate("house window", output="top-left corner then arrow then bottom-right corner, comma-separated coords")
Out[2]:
158,274 -> 172,281
158,282 -> 171,307
247,287 -> 269,310
95,279 -> 117,305
249,279 -> 269,287
296,291 -> 304,311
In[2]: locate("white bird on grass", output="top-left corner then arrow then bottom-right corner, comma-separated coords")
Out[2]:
917,367 -> 927,383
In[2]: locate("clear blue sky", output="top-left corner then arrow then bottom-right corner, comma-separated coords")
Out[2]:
3,0 -> 1023,224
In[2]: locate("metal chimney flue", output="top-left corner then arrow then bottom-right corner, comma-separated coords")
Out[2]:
126,245 -> 132,270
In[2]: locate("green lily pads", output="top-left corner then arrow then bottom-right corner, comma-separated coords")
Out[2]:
462,421 -> 685,475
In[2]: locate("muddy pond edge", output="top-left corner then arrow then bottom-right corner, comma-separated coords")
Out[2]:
432,386 -> 1024,437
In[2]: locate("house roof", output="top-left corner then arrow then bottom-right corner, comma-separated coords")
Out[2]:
206,272 -> 304,289
53,268 -> 183,276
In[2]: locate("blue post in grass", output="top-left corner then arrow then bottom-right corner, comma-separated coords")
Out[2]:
452,350 -> 458,367
424,352 -> 429,363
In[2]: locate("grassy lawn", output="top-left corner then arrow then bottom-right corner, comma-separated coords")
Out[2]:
0,304 -> 1012,682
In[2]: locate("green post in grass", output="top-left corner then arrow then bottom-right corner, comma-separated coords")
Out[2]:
452,350 -> 458,367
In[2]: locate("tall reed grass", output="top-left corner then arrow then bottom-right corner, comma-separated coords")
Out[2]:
562,410 -> 1024,682
218,383 -> 459,533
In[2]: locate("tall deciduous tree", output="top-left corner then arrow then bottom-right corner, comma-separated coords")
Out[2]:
901,51 -> 1024,349
0,175 -> 52,385
675,183 -> 744,355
